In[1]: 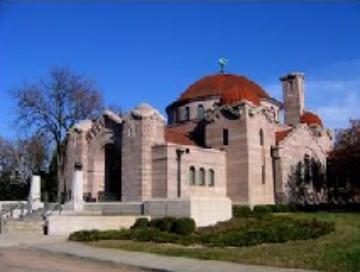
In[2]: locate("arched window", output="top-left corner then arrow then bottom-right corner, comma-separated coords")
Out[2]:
171,111 -> 177,124
259,129 -> 264,146
199,168 -> 205,186
304,154 -> 311,184
223,128 -> 229,146
197,104 -> 205,119
261,165 -> 265,184
185,106 -> 190,121
208,169 -> 215,186
189,166 -> 196,185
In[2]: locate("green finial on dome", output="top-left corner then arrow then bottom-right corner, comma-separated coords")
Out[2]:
218,57 -> 228,73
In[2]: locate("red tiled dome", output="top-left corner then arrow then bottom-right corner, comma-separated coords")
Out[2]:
300,111 -> 323,127
178,74 -> 269,102
220,86 -> 261,106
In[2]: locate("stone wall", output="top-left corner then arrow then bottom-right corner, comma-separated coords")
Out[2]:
143,197 -> 232,227
246,109 -> 276,205
122,104 -> 165,202
63,120 -> 92,198
47,215 -> 148,235
152,143 -> 227,199
205,104 -> 250,204
174,97 -> 219,123
276,124 -> 327,202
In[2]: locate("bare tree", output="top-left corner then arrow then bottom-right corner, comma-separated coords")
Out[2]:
13,67 -> 104,201
0,134 -> 48,200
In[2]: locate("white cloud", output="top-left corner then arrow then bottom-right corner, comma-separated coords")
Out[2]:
314,87 -> 360,129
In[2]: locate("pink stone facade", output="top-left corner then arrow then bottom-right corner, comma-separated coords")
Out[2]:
61,72 -> 333,206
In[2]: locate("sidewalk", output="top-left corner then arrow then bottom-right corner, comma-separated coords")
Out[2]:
0,234 -> 315,272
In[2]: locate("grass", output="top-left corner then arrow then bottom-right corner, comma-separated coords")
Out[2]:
90,213 -> 360,272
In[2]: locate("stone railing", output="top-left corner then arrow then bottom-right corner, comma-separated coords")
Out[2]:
0,201 -> 27,234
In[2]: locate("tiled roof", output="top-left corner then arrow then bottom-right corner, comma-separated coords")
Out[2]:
300,111 -> 323,127
275,128 -> 293,144
165,126 -> 198,146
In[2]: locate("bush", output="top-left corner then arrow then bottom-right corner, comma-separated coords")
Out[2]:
266,204 -> 279,213
69,230 -> 101,242
132,218 -> 149,229
172,218 -> 196,235
98,229 -> 132,240
233,205 -> 253,218
266,204 -> 297,213
200,217 -> 334,247
149,217 -> 176,232
69,216 -> 334,249
253,205 -> 272,215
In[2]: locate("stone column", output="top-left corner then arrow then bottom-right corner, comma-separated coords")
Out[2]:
28,174 -> 42,211
71,162 -> 84,212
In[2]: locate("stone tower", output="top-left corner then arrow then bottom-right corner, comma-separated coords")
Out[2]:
280,72 -> 305,127
121,103 -> 165,201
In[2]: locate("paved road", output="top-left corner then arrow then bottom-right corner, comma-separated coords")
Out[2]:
0,248 -> 146,272
0,233 -> 315,272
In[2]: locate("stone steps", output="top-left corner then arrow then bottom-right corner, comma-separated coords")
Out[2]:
2,219 -> 44,234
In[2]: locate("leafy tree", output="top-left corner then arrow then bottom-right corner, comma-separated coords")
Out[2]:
12,67 -> 104,201
328,119 -> 360,203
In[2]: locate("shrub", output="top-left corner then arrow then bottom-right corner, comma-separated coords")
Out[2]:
98,229 -> 132,240
149,218 -> 161,229
233,205 -> 252,218
149,217 -> 176,232
69,229 -> 101,242
68,216 -> 334,249
265,204 -> 298,213
253,205 -> 272,216
172,218 -> 196,235
200,217 -> 334,247
132,218 -> 149,229
266,204 -> 279,213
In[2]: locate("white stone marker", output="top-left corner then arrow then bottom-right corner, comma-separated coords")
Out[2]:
29,175 -> 42,211
71,162 -> 84,212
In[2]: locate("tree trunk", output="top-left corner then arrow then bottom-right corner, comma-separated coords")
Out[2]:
56,148 -> 63,203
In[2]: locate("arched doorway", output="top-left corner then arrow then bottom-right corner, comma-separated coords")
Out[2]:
104,143 -> 122,201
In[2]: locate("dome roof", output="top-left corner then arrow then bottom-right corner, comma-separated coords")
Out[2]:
178,73 -> 269,102
300,111 -> 323,127
220,86 -> 261,106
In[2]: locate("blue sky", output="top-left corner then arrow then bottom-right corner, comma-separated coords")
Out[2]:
1,2 -> 360,138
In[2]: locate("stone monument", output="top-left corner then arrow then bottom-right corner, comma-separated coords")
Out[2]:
28,174 -> 43,211
71,162 -> 84,212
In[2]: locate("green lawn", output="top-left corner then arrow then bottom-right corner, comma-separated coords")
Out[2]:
91,213 -> 360,272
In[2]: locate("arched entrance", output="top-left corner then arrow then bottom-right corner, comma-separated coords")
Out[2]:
104,143 -> 122,201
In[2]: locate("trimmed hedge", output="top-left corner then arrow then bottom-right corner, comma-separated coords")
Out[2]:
69,227 -> 198,245
134,217 -> 196,236
171,218 -> 196,235
253,205 -> 272,215
69,216 -> 334,248
233,204 -> 298,218
149,217 -> 176,232
266,204 -> 297,213
199,217 -> 335,247
233,205 -> 252,218
131,218 -> 149,229
69,229 -> 101,242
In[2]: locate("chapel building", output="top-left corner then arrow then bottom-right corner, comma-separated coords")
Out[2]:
62,72 -> 333,209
